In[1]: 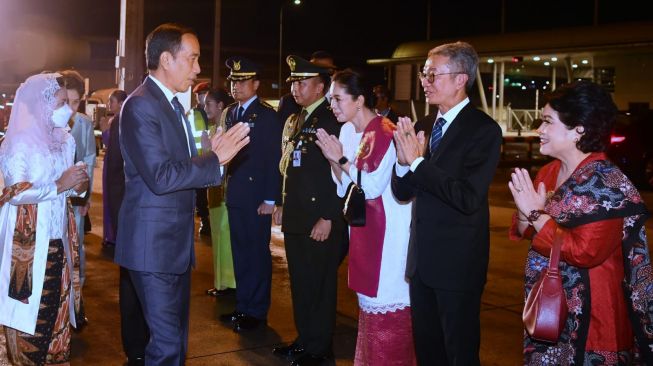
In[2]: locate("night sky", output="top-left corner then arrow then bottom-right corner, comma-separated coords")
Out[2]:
1,0 -> 653,87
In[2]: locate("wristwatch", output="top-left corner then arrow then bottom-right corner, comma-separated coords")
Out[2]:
338,156 -> 348,165
527,209 -> 545,224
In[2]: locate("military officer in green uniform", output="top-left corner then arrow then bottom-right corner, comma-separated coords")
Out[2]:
272,55 -> 345,366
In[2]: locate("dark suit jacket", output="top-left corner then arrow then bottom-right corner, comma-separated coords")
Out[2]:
105,114 -> 125,228
115,77 -> 221,274
392,103 -> 502,292
223,98 -> 282,208
282,99 -> 343,234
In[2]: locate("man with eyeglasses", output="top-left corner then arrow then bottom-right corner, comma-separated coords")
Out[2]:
392,41 -> 502,365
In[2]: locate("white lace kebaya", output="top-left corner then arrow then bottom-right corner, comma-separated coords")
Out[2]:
0,73 -> 79,334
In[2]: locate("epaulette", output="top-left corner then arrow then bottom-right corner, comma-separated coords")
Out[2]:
218,108 -> 229,130
225,101 -> 239,110
259,99 -> 275,110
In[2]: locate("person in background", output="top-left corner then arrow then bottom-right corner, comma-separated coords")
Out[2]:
315,69 -> 415,365
203,88 -> 237,297
392,41 -> 502,365
100,89 -> 128,247
217,57 -> 281,332
0,72 -> 89,365
99,88 -> 150,366
372,84 -> 399,123
192,81 -> 212,236
59,69 -> 97,328
509,81 -> 653,364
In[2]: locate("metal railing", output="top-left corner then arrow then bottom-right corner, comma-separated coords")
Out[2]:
506,107 -> 540,132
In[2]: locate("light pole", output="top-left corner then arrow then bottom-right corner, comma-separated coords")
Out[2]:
278,0 -> 301,99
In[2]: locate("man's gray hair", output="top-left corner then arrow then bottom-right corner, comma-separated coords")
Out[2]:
428,41 -> 478,91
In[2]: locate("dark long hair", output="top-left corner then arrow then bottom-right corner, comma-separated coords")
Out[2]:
331,69 -> 375,109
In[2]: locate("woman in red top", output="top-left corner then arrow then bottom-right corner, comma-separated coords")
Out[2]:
509,81 -> 653,365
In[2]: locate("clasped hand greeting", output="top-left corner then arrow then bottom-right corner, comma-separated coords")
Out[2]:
57,163 -> 89,194
393,117 -> 426,166
508,168 -> 547,219
209,122 -> 251,165
314,128 -> 343,164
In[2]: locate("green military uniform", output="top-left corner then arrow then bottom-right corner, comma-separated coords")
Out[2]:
279,55 -> 345,358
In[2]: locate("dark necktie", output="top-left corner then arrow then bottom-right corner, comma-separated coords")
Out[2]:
237,106 -> 245,121
430,117 -> 446,154
294,109 -> 308,137
172,96 -> 198,157
296,109 -> 308,127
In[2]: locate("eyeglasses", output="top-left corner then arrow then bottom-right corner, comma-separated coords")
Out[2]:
417,71 -> 464,84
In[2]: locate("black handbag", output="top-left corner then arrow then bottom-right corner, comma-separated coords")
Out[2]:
343,170 -> 366,226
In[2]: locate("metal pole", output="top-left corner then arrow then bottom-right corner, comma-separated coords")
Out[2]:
476,68 -> 488,114
426,0 -> 431,41
534,89 -> 539,120
212,0 -> 222,87
552,66 -> 556,91
120,0 -> 144,93
278,7 -> 283,99
499,61 -> 505,124
492,62 -> 497,119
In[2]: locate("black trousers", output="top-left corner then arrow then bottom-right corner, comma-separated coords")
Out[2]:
228,206 -> 272,319
284,231 -> 343,356
119,266 -> 149,361
195,188 -> 209,218
410,271 -> 483,366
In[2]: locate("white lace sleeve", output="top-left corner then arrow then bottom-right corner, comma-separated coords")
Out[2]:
2,148 -> 58,205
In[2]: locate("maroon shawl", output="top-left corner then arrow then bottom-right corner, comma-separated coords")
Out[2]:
348,116 -> 395,297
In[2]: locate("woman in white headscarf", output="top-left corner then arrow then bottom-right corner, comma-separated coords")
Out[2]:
0,73 -> 88,365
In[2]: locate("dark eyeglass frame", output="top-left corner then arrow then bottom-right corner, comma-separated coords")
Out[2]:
417,71 -> 464,84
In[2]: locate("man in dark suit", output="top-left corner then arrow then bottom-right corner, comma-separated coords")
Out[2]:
217,57 -> 282,332
272,55 -> 345,366
392,41 -> 502,365
114,23 -> 250,366
373,84 -> 399,123
104,89 -> 150,366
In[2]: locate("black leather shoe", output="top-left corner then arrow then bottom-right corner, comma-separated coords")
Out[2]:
215,287 -> 236,296
272,342 -> 305,360
125,357 -> 145,366
290,353 -> 331,366
219,311 -> 244,323
233,315 -> 265,332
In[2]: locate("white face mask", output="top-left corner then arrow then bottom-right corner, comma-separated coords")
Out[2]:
51,104 -> 74,128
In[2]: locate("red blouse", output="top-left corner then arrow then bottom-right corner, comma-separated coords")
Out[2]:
510,153 -> 632,351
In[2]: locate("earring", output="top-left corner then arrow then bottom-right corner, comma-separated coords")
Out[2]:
574,137 -> 579,143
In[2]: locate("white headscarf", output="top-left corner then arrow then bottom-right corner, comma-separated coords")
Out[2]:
0,73 -> 68,156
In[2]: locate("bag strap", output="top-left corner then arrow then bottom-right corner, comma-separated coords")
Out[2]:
357,169 -> 362,188
548,226 -> 564,274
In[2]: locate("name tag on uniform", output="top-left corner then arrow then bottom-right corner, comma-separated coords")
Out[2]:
292,150 -> 301,167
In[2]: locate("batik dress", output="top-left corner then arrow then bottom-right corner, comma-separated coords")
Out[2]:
510,153 -> 653,365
